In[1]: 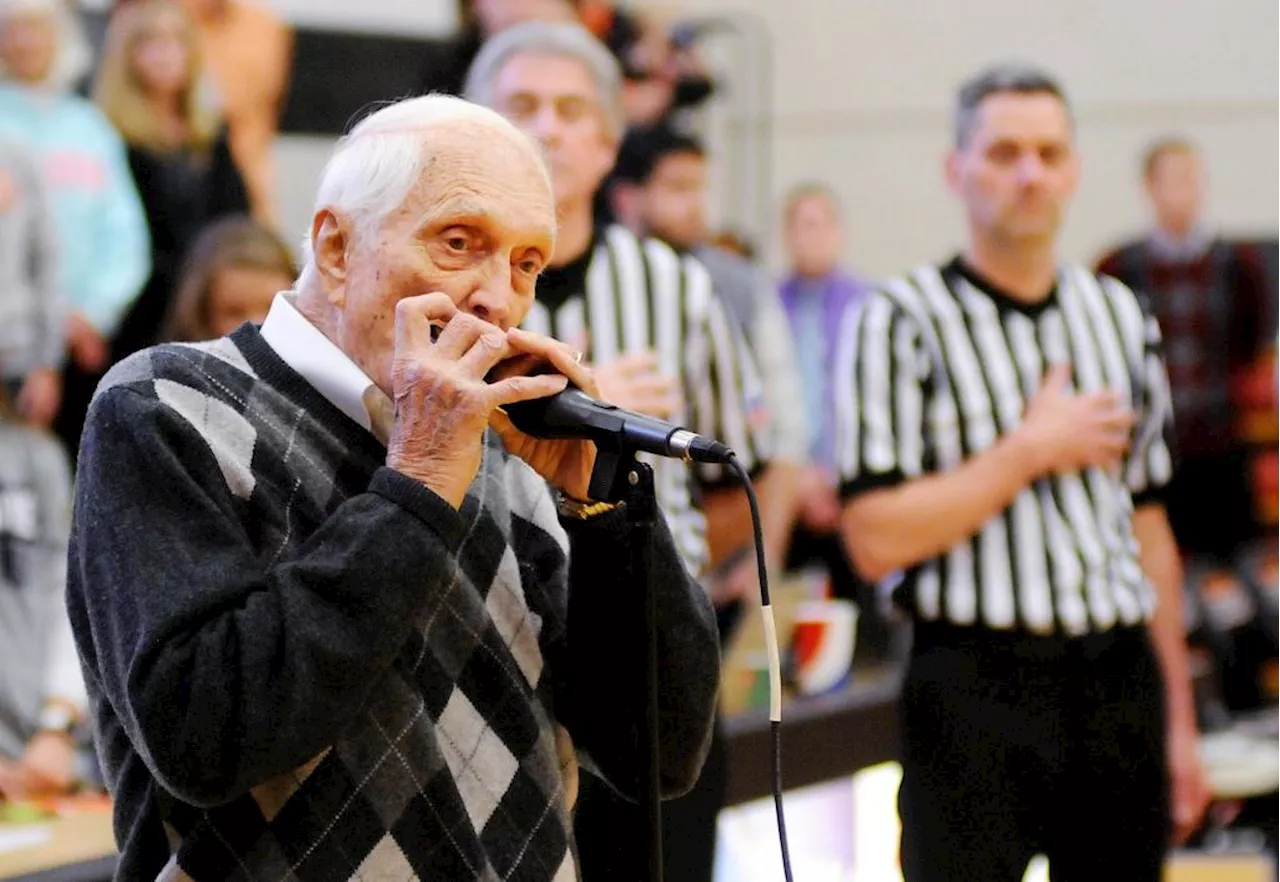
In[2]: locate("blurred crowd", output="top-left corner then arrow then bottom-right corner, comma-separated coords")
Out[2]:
0,0 -> 1275,874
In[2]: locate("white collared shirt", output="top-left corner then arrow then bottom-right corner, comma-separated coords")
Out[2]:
259,293 -> 394,442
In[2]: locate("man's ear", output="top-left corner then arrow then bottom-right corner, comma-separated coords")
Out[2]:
610,182 -> 644,234
944,149 -> 964,198
311,208 -> 354,306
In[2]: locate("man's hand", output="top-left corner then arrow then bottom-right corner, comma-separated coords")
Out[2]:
1168,719 -> 1212,843
797,465 -> 840,532
386,294 -> 569,509
1016,364 -> 1135,478
593,350 -> 682,419
0,733 -> 77,800
17,732 -> 77,797
489,327 -> 600,502
66,311 -> 108,373
16,368 -> 61,429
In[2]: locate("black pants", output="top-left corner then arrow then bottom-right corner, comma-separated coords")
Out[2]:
574,715 -> 728,882
1165,448 -> 1256,561
899,623 -> 1170,882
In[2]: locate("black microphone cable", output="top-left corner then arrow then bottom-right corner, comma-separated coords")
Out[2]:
725,452 -> 795,882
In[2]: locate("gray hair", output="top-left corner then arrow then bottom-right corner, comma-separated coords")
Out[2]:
0,0 -> 92,92
296,93 -> 549,289
463,21 -> 626,140
954,63 -> 1072,148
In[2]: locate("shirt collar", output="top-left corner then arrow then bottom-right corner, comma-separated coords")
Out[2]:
1148,224 -> 1213,262
259,293 -> 394,443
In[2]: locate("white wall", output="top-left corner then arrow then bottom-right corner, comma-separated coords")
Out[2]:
262,0 -> 1278,278
677,0 -> 1279,276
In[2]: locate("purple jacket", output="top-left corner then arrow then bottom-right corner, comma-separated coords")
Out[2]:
779,270 -> 874,466
779,269 -> 874,370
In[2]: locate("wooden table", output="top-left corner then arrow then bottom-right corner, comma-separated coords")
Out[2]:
0,812 -> 116,882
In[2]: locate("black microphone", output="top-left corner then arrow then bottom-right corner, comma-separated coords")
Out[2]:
502,387 -> 733,464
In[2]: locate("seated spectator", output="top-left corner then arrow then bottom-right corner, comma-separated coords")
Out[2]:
1096,138 -> 1273,562
0,139 -> 62,430
612,125 -> 808,585
0,0 -> 150,462
160,214 -> 294,342
177,0 -> 290,225
95,0 -> 249,361
779,183 -> 885,643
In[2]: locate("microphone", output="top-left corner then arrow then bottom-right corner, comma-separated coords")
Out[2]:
502,387 -> 733,464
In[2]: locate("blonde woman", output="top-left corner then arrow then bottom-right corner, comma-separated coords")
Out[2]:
95,0 -> 248,360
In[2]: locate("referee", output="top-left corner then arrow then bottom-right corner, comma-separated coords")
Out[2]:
834,66 -> 1211,881
466,22 -> 769,882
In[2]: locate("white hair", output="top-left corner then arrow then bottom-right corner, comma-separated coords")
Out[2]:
0,0 -> 92,92
463,20 -> 625,140
297,93 -> 547,287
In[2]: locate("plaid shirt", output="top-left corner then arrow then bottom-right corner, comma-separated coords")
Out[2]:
67,324 -> 718,881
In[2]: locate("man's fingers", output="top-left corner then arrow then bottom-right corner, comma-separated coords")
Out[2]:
489,372 -> 569,408
1040,363 -> 1072,395
433,313 -> 495,360
609,350 -> 661,378
458,326 -> 518,377
394,293 -> 457,349
507,328 -> 598,398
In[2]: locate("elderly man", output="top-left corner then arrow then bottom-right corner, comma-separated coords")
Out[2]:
66,94 -> 719,881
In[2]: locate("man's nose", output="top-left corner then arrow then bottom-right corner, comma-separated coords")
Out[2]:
527,104 -> 562,146
464,277 -> 514,330
1017,153 -> 1047,185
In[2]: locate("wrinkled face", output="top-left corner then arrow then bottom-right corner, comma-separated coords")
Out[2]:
784,193 -> 842,278
638,150 -> 707,251
206,264 -> 290,337
0,11 -> 56,85
947,91 -> 1079,246
488,51 -> 618,209
314,126 -> 556,395
130,6 -> 191,99
1146,148 -> 1203,234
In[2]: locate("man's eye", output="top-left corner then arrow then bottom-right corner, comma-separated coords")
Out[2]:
518,259 -> 541,275
445,236 -> 468,251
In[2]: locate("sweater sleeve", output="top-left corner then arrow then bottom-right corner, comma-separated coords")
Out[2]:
68,384 -> 468,807
549,506 -> 719,799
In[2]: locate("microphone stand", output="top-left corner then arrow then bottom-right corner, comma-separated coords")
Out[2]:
589,446 -> 665,882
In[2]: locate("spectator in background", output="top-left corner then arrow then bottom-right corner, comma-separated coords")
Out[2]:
1096,138 -> 1272,561
95,0 -> 249,361
161,214 -> 295,343
419,0 -> 577,96
0,0 -> 150,461
465,23 -> 770,882
0,140 -> 62,430
0,145 -> 87,799
608,123 -> 806,882
612,125 -> 807,587
177,0 -> 290,226
0,411 -> 87,802
778,184 -> 874,608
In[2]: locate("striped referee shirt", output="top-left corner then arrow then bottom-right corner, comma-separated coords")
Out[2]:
524,224 -> 769,576
834,257 -> 1175,635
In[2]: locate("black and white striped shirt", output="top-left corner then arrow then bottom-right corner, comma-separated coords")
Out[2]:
834,258 -> 1175,635
524,224 -> 769,576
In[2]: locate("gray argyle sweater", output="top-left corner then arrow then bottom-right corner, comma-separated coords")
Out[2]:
66,324 -> 719,881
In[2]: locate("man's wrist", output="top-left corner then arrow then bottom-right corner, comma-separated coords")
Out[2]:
1003,428 -> 1044,484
